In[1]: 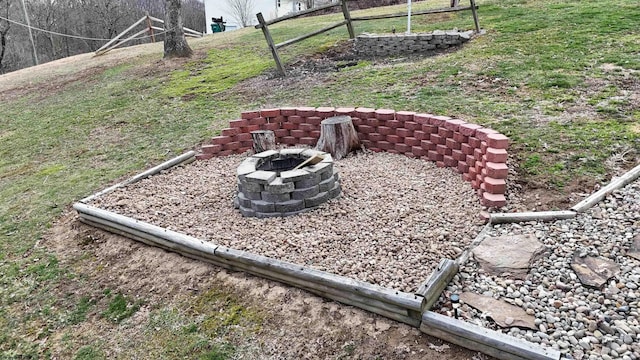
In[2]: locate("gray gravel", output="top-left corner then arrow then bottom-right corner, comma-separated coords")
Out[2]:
439,180 -> 640,359
90,151 -> 485,292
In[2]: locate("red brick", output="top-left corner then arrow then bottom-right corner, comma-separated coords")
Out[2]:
404,137 -> 420,147
430,133 -> 444,145
300,123 -> 316,132
422,124 -> 437,134
335,107 -> 356,116
377,126 -> 394,136
438,128 -> 453,138
282,136 -> 297,145
414,113 -> 432,125
474,148 -> 484,161
446,138 -> 461,150
475,128 -> 499,141
469,136 -> 481,148
366,118 -> 381,127
387,134 -> 401,144
300,137 -> 317,146
443,155 -> 457,167
436,161 -> 446,168
462,173 -> 473,182
351,117 -> 364,126
369,147 -> 382,153
355,107 -> 375,119
469,167 -> 477,179
482,193 -> 506,208
458,161 -> 470,174
436,144 -> 452,156
412,146 -> 427,157
459,123 -> 483,137
404,152 -> 418,159
282,122 -> 297,130
274,129 -> 289,137
396,128 -> 412,138
421,140 -> 436,151
404,121 -> 420,131
263,122 -> 280,131
218,150 -> 233,157
280,107 -> 297,116
395,143 -> 411,153
413,131 -> 427,140
396,111 -> 415,121
296,107 -> 316,117
315,107 -> 335,117
378,141 -> 392,150
428,150 -> 443,162
309,130 -> 321,138
229,119 -> 248,128
486,147 -> 508,163
452,149 -> 465,161
476,173 -> 484,184
241,110 -> 259,119
358,132 -> 368,141
375,109 -> 396,120
260,108 -> 281,118
487,133 -> 509,149
212,136 -> 232,145
387,149 -> 400,154
290,129 -> 307,138
429,115 -> 451,127
386,120 -> 402,128
483,177 -> 506,194
224,141 -> 241,150
237,133 -> 252,142
249,117 -> 267,126
466,154 -> 476,167
358,124 -> 375,134
201,144 -> 222,154
195,153 -> 215,160
246,124 -> 260,132
486,162 -> 508,179
460,143 -> 473,156
288,115 -> 304,124
306,116 -> 322,125
481,141 -> 488,154
221,127 -> 241,136
368,133 -> 385,142
453,132 -> 468,143
444,119 -> 466,131
471,180 -> 480,189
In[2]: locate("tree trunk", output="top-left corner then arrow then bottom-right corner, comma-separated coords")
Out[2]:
251,130 -> 276,153
315,116 -> 361,160
164,0 -> 192,58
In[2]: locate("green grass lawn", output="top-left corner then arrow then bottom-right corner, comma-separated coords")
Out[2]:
0,0 -> 638,357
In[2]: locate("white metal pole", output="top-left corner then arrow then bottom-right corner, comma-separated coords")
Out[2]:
407,0 -> 412,34
20,0 -> 38,65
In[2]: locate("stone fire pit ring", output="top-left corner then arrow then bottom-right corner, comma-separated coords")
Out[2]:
234,148 -> 341,218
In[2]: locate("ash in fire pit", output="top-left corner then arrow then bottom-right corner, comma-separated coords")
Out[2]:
234,148 -> 341,218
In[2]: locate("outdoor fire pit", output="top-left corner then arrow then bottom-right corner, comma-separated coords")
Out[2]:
234,148 -> 341,217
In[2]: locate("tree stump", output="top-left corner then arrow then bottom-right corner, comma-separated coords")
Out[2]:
251,130 -> 276,153
315,116 -> 360,160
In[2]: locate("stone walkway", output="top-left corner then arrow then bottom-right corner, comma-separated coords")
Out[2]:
439,180 -> 640,360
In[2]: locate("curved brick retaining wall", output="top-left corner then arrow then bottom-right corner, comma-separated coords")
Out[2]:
196,107 -> 509,208
355,30 -> 473,57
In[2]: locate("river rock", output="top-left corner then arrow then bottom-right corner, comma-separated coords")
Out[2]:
472,234 -> 546,279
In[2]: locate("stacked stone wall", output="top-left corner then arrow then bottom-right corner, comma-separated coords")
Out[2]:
196,107 -> 509,208
354,30 -> 473,57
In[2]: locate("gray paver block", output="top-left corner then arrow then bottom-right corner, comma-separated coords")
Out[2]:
264,177 -> 295,194
275,199 -> 305,213
252,150 -> 279,159
328,182 -> 341,199
246,170 -> 277,184
304,191 -> 329,208
318,176 -> 335,192
242,190 -> 262,201
239,206 -> 255,217
251,200 -> 276,213
237,192 -> 253,208
279,148 -> 306,157
280,169 -> 311,183
239,180 -> 263,193
294,172 -> 321,188
262,191 -> 291,202
291,185 -> 320,200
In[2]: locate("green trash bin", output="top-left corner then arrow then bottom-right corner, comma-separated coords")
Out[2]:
211,17 -> 226,33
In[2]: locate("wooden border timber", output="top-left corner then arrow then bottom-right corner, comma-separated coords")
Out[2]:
415,259 -> 458,312
421,312 -> 560,360
255,2 -> 341,28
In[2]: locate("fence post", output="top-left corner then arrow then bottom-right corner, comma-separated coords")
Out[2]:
256,12 -> 286,76
469,0 -> 480,33
341,0 -> 355,39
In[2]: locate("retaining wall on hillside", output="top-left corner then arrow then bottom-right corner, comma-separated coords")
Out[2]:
355,30 -> 473,57
196,107 -> 509,208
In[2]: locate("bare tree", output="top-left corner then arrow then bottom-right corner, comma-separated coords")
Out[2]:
226,0 -> 255,27
163,0 -> 192,58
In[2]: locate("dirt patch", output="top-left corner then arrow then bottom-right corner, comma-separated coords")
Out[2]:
44,210 -> 489,359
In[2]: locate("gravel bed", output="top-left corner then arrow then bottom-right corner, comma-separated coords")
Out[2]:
438,180 -> 640,359
90,151 -> 485,292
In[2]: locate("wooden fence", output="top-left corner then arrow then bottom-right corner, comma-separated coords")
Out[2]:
256,0 -> 480,76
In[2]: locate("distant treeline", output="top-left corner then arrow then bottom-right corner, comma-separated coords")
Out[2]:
0,0 -> 205,74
